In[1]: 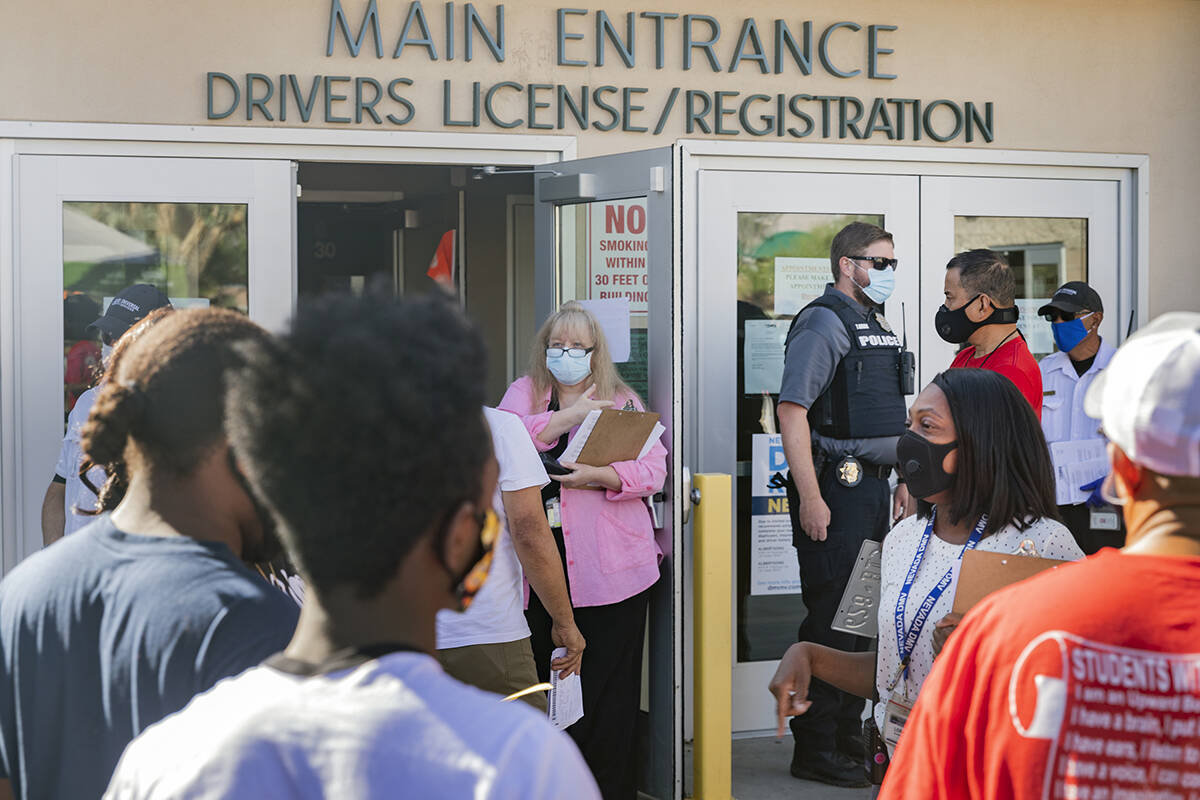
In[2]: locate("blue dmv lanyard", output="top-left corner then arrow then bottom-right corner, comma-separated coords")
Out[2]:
893,511 -> 988,683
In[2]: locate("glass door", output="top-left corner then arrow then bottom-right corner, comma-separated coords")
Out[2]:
695,171 -> 919,733
919,177 -> 1121,384
532,147 -> 679,800
7,155 -> 294,566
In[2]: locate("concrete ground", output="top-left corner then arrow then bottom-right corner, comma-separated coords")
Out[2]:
731,736 -> 875,800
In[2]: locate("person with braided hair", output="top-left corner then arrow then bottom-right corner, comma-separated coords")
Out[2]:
0,308 -> 300,800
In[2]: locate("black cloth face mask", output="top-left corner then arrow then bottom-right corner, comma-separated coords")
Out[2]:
896,430 -> 958,499
935,295 -> 1020,344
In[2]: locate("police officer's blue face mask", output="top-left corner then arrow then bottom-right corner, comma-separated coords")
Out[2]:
1051,312 -> 1094,353
852,264 -> 895,306
546,350 -> 592,386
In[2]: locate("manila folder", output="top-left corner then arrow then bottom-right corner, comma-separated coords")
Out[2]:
575,408 -> 661,467
951,550 -> 1070,615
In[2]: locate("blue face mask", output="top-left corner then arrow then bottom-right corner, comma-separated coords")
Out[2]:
852,264 -> 895,305
1051,312 -> 1094,353
546,351 -> 592,386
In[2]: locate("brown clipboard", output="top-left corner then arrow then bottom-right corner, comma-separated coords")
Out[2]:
575,408 -> 661,467
951,550 -> 1069,615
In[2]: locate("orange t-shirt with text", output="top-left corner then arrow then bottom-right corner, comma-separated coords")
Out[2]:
951,336 -> 1043,419
879,550 -> 1200,800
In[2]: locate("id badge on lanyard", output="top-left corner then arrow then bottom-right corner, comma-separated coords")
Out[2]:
887,512 -> 988,753
882,691 -> 914,756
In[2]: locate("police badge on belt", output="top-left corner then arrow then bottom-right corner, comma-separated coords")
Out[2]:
836,455 -> 864,487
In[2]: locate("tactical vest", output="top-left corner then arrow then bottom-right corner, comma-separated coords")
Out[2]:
789,293 -> 907,440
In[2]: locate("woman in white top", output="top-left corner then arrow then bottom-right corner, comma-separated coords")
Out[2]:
769,367 -> 1083,764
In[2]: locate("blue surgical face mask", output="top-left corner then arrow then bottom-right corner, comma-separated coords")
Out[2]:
546,351 -> 592,386
1051,312 -> 1094,353
852,264 -> 895,305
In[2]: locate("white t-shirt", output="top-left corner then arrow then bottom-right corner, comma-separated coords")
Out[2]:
873,514 -> 1083,732
104,652 -> 600,800
436,407 -> 550,650
54,386 -> 107,535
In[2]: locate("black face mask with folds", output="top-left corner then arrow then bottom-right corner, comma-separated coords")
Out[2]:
935,295 -> 1019,344
896,430 -> 958,499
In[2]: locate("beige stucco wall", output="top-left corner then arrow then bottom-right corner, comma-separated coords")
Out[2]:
3,0 -> 1198,314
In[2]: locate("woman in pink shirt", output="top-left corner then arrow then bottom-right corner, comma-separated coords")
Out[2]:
498,302 -> 666,800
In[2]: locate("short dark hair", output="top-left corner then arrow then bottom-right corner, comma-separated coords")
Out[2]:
225,293 -> 490,599
80,308 -> 263,512
830,222 -> 893,280
918,368 -> 1060,537
947,249 -> 1015,307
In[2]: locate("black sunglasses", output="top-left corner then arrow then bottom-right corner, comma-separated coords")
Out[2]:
848,255 -> 899,270
1041,309 -> 1088,323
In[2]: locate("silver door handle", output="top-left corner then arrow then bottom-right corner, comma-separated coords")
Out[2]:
682,466 -> 696,524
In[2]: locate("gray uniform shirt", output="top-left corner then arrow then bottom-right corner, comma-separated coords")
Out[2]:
779,284 -> 900,466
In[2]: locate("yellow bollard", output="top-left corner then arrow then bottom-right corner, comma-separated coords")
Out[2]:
692,473 -> 733,800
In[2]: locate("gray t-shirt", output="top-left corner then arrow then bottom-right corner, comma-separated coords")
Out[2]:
779,285 -> 899,465
0,517 -> 299,800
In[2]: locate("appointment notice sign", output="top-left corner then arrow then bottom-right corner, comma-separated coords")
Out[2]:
204,3 -> 996,144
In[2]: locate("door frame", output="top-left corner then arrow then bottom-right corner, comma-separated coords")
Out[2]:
677,139 -> 1147,738
0,122 -> 576,576
531,147 -> 681,800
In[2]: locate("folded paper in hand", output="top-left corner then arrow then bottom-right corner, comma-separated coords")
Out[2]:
548,647 -> 584,730
561,408 -> 663,467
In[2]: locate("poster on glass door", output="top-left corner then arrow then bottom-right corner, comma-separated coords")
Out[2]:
587,199 -> 648,316
750,434 -> 802,596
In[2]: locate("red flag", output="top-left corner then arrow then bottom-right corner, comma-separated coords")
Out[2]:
426,229 -> 456,286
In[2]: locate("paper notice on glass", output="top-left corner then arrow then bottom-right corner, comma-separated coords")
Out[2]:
743,319 -> 789,395
548,647 -> 584,730
1016,298 -> 1055,357
773,257 -> 829,318
578,297 -> 631,363
1049,439 -> 1109,505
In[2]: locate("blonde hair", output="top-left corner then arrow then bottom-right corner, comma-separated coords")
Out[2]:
527,301 -> 635,410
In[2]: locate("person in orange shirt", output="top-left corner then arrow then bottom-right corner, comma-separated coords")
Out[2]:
935,249 -> 1043,419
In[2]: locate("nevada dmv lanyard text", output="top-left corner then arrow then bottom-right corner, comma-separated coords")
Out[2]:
892,511 -> 989,685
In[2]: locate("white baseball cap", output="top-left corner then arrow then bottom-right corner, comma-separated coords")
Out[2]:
1084,312 -> 1200,478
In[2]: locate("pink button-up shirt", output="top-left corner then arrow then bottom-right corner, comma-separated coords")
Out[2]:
497,376 -> 666,608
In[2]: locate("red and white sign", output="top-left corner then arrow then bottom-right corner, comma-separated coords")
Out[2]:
587,199 -> 648,316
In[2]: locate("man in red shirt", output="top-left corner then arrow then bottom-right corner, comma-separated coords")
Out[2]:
880,312 -> 1200,800
936,249 -> 1042,418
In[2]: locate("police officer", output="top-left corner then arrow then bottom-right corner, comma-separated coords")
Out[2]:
1037,281 -> 1124,553
778,221 -> 912,788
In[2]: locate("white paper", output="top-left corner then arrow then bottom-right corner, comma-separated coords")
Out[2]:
578,297 -> 631,363
637,422 -> 665,460
559,409 -> 602,464
743,319 -> 789,395
548,647 -> 584,730
1049,439 -> 1109,505
1016,298 -> 1055,358
773,257 -> 829,317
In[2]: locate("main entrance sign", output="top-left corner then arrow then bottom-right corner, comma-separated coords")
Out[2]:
204,2 -> 995,143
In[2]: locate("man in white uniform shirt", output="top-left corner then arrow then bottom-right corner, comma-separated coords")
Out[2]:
436,407 -> 585,710
1037,281 -> 1123,552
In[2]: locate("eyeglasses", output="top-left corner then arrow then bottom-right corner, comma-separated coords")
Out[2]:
849,255 -> 899,270
457,508 -> 500,610
546,346 -> 594,359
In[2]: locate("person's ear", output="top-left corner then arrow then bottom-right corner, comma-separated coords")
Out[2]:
439,502 -> 482,574
966,294 -> 991,322
1110,444 -> 1143,501
941,448 -> 958,477
1089,311 -> 1104,334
